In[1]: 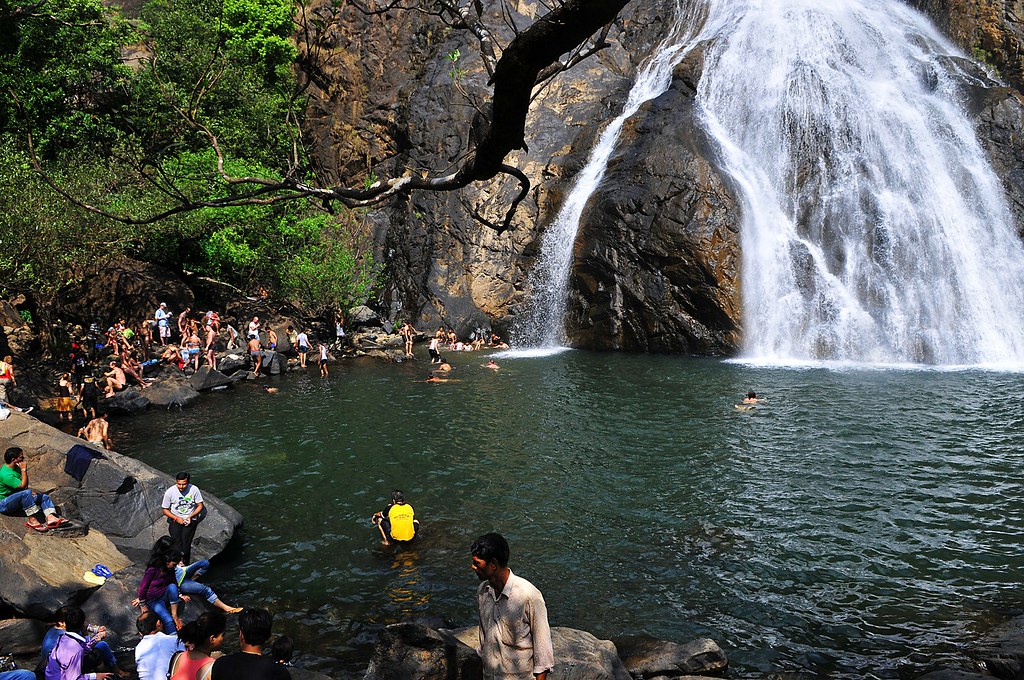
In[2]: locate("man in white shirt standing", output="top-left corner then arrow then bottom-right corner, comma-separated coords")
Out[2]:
161,471 -> 205,564
471,532 -> 554,680
153,303 -> 172,347
134,612 -> 183,680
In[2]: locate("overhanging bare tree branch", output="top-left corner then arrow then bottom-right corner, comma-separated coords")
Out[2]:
29,0 -> 632,233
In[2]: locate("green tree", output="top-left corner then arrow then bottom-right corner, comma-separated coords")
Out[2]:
0,0 -> 134,155
279,216 -> 382,316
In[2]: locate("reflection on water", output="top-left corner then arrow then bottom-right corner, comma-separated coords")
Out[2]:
117,353 -> 1024,678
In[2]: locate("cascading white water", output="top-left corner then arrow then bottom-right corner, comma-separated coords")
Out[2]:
696,0 -> 1024,366
510,1 -> 721,351
514,0 -> 1024,366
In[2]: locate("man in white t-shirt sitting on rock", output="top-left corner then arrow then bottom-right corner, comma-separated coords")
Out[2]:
134,611 -> 183,680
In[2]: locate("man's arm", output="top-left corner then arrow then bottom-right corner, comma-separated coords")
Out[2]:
14,462 -> 28,490
529,595 -> 554,680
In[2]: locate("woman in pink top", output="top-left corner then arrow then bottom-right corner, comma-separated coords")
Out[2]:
168,611 -> 226,680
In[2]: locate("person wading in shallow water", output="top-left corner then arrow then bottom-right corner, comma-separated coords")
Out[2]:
371,490 -> 419,546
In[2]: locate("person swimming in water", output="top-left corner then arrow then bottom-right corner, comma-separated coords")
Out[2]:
742,391 -> 761,404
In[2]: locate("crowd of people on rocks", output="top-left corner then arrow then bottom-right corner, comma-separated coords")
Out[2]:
0,300 -> 513,427
0,301 -> 353,429
0,455 -> 295,679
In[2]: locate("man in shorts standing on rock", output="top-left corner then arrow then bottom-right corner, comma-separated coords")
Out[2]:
154,303 -> 172,346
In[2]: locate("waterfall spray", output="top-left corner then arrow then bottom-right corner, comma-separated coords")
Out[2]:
698,0 -> 1024,365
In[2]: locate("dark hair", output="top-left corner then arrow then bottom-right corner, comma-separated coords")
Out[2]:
747,391 -> 757,399
471,533 -> 510,567
64,607 -> 85,634
177,612 -> 226,648
239,608 -> 274,647
4,447 -> 22,464
137,611 -> 160,635
53,606 -> 70,625
391,490 -> 404,504
146,548 -> 178,570
149,536 -> 173,560
175,471 -> 190,482
271,635 -> 294,663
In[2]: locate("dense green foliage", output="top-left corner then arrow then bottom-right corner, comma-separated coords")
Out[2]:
0,0 -> 380,315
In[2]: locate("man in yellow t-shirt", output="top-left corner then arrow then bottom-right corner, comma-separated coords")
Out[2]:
372,490 -> 419,546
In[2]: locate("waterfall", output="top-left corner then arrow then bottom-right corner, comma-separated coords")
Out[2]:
510,1 -> 721,351
696,0 -> 1024,366
513,0 -> 1024,366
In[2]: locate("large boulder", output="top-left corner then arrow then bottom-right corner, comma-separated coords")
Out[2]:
216,352 -> 250,375
966,613 -> 1024,679
613,636 -> 728,678
448,626 -> 632,680
0,521 -> 132,618
363,622 -> 481,680
0,618 -> 47,656
144,373 -> 201,409
566,46 -> 741,354
0,300 -> 34,357
347,306 -> 381,328
103,388 -> 151,416
51,258 -> 194,329
188,367 -> 233,391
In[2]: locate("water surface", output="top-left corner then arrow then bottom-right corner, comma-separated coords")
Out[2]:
118,353 -> 1024,677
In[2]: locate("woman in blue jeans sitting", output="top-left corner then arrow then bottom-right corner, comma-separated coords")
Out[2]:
132,550 -> 181,633
170,551 -> 243,615
145,538 -> 242,618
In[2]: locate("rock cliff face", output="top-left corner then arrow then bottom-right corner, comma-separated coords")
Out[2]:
302,0 -> 1024,354
908,0 -> 1024,92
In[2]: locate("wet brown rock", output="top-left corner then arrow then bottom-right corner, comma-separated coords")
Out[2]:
51,258 -> 193,329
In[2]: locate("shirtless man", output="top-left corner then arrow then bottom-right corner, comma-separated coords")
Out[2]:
177,307 -> 191,342
103,362 -> 127,398
267,328 -> 278,351
400,322 -> 415,358
248,336 -> 263,377
77,413 -> 112,450
204,324 -> 217,369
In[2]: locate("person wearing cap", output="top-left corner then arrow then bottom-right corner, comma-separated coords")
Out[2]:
371,490 -> 419,546
154,303 -> 172,346
78,376 -> 99,419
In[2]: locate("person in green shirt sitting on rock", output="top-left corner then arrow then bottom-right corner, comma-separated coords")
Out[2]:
0,447 -> 70,532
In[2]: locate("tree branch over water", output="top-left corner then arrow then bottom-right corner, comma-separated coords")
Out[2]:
25,0 -> 631,234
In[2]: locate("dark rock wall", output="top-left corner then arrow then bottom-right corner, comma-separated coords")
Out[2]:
567,47 -> 741,354
907,0 -> 1024,92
